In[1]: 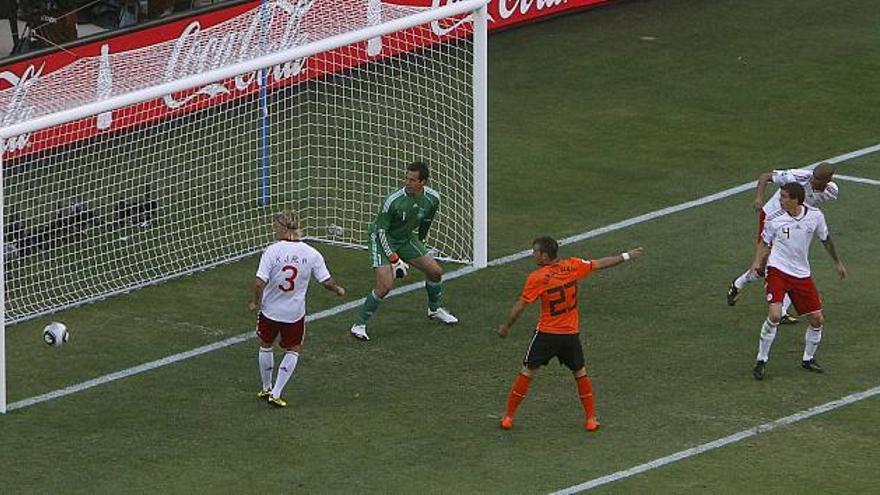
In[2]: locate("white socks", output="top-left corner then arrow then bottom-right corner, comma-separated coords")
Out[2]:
259,347 -> 274,391
757,321 -> 823,363
803,326 -> 823,361
757,319 -> 778,362
734,269 -> 761,290
271,351 -> 300,399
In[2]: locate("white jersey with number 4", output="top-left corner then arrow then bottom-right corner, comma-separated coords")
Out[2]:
762,168 -> 838,215
762,206 -> 829,278
256,240 -> 331,323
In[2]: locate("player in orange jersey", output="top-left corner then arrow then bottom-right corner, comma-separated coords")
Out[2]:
496,236 -> 644,432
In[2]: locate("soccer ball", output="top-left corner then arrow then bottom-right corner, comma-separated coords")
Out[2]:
327,224 -> 345,237
42,322 -> 69,347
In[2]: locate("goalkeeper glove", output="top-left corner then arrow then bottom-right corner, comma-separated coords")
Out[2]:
389,253 -> 409,279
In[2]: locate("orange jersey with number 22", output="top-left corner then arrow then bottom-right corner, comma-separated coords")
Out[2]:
520,257 -> 595,335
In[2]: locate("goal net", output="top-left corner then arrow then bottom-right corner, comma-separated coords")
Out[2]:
0,0 -> 488,412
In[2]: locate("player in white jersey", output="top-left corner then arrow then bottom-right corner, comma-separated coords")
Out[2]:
749,183 -> 846,380
249,210 -> 346,407
727,162 -> 838,322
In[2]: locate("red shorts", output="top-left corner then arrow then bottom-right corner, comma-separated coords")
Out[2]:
764,267 -> 822,315
256,313 -> 306,348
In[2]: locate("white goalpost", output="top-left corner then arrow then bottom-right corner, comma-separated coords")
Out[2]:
0,0 -> 488,414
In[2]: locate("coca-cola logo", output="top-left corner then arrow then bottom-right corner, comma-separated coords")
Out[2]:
163,0 -> 315,110
421,0 -> 571,26
497,0 -> 569,20
424,0 -> 573,34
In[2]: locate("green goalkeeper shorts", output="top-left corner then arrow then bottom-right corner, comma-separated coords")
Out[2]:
367,231 -> 429,268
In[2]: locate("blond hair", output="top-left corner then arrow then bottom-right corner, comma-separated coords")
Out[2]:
275,209 -> 300,232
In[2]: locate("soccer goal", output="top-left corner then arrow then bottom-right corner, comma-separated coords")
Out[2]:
0,0 -> 488,413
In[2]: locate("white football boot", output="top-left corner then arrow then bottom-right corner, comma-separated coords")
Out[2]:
350,323 -> 370,341
427,307 -> 459,325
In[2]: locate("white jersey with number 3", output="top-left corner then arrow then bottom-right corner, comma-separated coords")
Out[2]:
763,168 -> 838,215
762,206 -> 829,278
256,240 -> 331,323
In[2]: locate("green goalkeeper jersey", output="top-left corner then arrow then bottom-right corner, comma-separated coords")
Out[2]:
369,186 -> 440,256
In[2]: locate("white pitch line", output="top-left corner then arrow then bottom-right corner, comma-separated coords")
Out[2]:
835,174 -> 880,186
7,142 -> 880,413
550,385 -> 880,494
822,143 -> 880,163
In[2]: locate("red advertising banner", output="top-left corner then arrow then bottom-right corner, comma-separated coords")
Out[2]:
0,0 -> 613,159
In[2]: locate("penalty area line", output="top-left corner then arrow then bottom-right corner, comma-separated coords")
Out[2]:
549,385 -> 880,494
7,142 -> 880,412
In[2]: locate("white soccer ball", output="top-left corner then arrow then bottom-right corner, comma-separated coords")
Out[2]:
42,322 -> 69,347
327,224 -> 345,237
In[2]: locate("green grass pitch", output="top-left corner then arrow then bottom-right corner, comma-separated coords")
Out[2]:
2,0 -> 879,492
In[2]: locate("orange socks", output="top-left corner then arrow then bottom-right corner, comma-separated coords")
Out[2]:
503,373 -> 599,432
505,373 -> 532,417
576,375 -> 596,420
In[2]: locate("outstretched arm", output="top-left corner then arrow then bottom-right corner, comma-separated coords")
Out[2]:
820,235 -> 847,280
593,247 -> 644,270
497,298 -> 529,338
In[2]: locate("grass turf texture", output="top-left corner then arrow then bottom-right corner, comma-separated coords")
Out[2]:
2,0 -> 879,492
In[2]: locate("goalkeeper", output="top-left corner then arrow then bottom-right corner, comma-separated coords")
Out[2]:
350,161 -> 459,341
